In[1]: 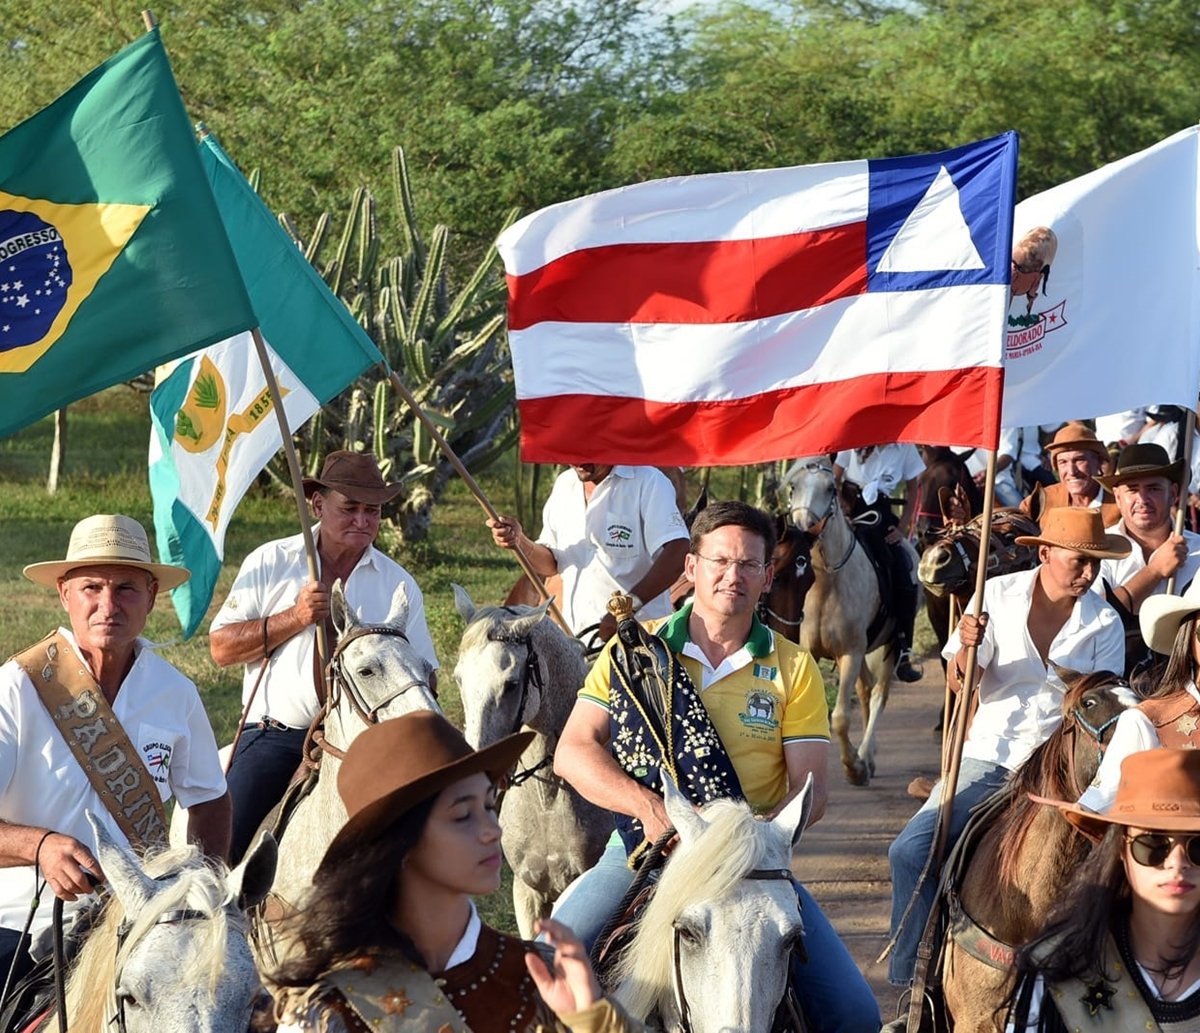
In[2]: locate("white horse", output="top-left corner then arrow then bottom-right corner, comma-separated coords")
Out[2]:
35,813 -> 276,1033
782,457 -> 916,786
452,585 -> 613,937
611,778 -> 812,1033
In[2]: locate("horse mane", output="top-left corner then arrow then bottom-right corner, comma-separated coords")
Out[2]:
994,672 -> 1112,886
53,844 -> 241,1033
612,799 -> 787,1021
459,604 -> 585,670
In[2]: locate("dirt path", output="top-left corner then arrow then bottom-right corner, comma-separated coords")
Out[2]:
798,663 -> 949,1025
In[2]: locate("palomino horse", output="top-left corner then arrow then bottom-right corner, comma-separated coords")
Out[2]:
918,510 -> 1040,667
781,458 -> 917,785
452,586 -> 613,936
24,814 -> 276,1033
610,778 -> 812,1033
939,668 -> 1136,1032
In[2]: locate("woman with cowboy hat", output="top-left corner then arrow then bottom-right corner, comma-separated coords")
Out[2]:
270,711 -> 641,1033
1078,576 -> 1200,813
1007,749 -> 1200,1031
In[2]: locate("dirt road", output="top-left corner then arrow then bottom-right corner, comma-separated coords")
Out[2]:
798,664 -> 949,1025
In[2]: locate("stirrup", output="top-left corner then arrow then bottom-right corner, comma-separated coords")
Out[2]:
895,649 -> 923,683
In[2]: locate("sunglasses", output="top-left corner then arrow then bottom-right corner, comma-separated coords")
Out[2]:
1125,832 -> 1200,868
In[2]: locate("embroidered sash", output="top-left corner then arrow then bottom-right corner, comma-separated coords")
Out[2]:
11,631 -> 168,851
607,612 -> 743,863
328,960 -> 472,1032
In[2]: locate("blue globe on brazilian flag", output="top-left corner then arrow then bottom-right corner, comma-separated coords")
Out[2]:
0,29 -> 256,435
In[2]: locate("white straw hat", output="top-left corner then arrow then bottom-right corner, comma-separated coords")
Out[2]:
23,514 -> 190,591
1139,575 -> 1200,656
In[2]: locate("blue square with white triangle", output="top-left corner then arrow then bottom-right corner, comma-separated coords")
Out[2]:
865,132 -> 1017,293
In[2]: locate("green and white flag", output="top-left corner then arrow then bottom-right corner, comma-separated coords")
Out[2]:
149,134 -> 383,638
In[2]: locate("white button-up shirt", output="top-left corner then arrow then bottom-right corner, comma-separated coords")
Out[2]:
944,568 -> 1125,771
210,530 -> 437,730
538,466 -> 688,634
834,444 -> 924,506
1094,518 -> 1200,600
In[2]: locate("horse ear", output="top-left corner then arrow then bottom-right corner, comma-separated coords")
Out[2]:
383,584 -> 411,633
452,583 -> 477,624
771,773 -> 813,849
506,600 -> 551,640
684,485 -> 709,526
331,579 -> 354,637
662,777 -> 706,843
1050,661 -> 1081,688
86,812 -> 154,913
229,830 -> 278,911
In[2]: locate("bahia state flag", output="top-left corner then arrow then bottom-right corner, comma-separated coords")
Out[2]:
498,133 -> 1017,466
148,134 -> 383,638
0,29 -> 256,437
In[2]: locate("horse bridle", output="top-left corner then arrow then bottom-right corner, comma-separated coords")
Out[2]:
489,614 -> 552,788
1062,696 -> 1126,798
668,866 -> 796,1033
788,462 -> 857,573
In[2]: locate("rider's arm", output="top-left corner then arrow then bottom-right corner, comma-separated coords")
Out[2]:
186,790 -> 232,863
767,741 -> 828,826
209,581 -> 327,667
629,540 -> 689,609
0,821 -> 104,899
486,516 -> 559,578
555,697 -> 671,843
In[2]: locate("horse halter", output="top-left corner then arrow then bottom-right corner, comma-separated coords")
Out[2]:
789,462 -> 857,573
489,616 -> 550,788
669,866 -> 796,1033
328,623 -> 429,726
1062,693 -> 1127,798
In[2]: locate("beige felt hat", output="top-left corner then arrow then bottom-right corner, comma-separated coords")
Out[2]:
23,514 -> 190,591
1013,507 -> 1131,559
1140,575 -> 1200,656
1045,422 -> 1109,459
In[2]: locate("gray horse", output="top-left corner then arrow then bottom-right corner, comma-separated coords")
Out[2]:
452,585 -> 613,937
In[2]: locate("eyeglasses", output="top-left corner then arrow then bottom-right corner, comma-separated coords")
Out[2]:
1125,832 -> 1200,868
694,553 -> 768,577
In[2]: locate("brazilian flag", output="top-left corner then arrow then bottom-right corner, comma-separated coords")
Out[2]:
0,29 -> 255,437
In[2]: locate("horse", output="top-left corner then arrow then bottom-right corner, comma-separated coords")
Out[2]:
610,777 -> 812,1033
452,585 -> 613,937
757,517 -> 815,641
22,813 -> 276,1033
779,457 -> 918,785
917,510 -> 1041,668
939,668 -> 1137,1032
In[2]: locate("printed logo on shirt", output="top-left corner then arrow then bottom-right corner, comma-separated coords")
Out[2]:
605,523 -> 635,549
738,690 -> 779,732
140,737 -> 173,786
753,663 -> 778,681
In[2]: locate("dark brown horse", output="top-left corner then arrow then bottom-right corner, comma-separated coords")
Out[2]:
939,667 -> 1137,1032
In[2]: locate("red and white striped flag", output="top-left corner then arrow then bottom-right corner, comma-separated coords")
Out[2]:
498,133 -> 1017,466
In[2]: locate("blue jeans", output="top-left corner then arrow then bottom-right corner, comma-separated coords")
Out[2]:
0,925 -> 34,997
887,757 -> 1008,986
552,836 -> 880,1033
225,724 -> 308,864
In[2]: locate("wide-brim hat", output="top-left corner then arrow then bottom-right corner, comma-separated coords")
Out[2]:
317,711 -> 534,875
1094,442 -> 1184,490
302,450 -> 402,505
1031,749 -> 1200,841
1140,575 -> 1200,655
1013,506 -> 1131,559
1045,422 -> 1108,459
23,514 -> 190,591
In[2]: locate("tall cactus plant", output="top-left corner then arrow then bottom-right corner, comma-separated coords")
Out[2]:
272,147 -> 520,541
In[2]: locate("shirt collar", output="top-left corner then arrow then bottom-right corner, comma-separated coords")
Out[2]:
656,602 -> 773,658
444,900 -> 481,971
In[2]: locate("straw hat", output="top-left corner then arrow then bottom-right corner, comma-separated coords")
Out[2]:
1094,443 -> 1184,491
1035,749 -> 1200,841
23,514 -> 190,591
301,450 -> 402,505
1139,575 -> 1200,656
1045,423 -> 1108,459
1013,507 -> 1131,559
316,712 -> 533,875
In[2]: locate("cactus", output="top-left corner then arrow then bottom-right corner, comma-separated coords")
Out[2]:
267,145 -> 519,542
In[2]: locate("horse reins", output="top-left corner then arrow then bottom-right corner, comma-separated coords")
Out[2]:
789,462 -> 859,573
490,613 -> 554,788
1061,696 -> 1126,799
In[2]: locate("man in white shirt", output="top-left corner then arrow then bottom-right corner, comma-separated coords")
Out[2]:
210,451 -> 438,862
488,464 -> 689,639
0,515 -> 228,986
885,507 -> 1126,991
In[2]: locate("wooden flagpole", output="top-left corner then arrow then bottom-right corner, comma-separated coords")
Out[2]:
1165,406 -> 1197,596
384,368 -> 572,634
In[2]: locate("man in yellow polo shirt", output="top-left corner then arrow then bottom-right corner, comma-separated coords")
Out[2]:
553,500 -> 879,1033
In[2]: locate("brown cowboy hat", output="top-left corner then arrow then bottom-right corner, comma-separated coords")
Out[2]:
317,712 -> 533,875
1013,506 -> 1130,559
1044,422 -> 1108,460
301,450 -> 402,505
1094,442 -> 1184,490
23,514 -> 190,591
1032,749 -> 1200,841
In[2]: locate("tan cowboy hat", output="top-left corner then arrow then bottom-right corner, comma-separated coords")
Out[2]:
317,712 -> 534,875
1139,574 -> 1200,655
1094,442 -> 1184,490
1032,749 -> 1200,841
1045,422 -> 1108,459
1013,506 -> 1131,559
23,514 -> 190,591
301,450 -> 402,505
